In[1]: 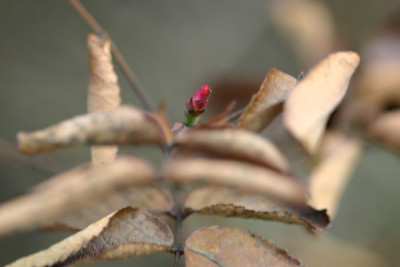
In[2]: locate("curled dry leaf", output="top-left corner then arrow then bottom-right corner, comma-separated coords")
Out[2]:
7,207 -> 174,267
184,186 -> 329,232
238,68 -> 297,132
174,129 -> 289,172
47,186 -> 174,231
17,105 -> 165,155
367,110 -> 400,153
87,34 -> 121,165
184,225 -> 302,267
0,156 -> 155,237
284,51 -> 360,154
309,132 -> 362,218
163,158 -> 306,204
268,0 -> 335,66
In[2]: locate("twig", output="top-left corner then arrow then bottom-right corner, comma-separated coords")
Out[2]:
172,192 -> 185,267
228,107 -> 246,122
0,137 -> 62,175
173,244 -> 183,267
69,0 -> 155,111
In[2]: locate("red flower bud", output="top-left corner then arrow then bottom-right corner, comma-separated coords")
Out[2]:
186,85 -> 212,116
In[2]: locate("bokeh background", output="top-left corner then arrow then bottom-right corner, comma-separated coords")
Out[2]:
0,0 -> 399,266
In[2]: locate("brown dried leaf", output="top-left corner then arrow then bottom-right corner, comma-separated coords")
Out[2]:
185,186 -> 329,232
0,156 -> 155,237
309,132 -> 362,218
17,106 -> 165,155
87,34 -> 121,165
7,207 -> 174,267
367,110 -> 400,153
47,186 -> 174,231
238,68 -> 297,132
184,226 -> 302,267
163,158 -> 306,204
284,51 -> 360,154
174,129 -> 289,172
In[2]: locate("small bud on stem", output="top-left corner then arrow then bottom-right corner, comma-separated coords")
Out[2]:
184,85 -> 212,126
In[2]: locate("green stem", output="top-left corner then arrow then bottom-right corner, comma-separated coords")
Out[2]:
184,113 -> 199,127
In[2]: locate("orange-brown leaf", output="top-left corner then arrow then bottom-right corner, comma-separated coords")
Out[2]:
17,106 -> 165,155
184,186 -> 329,232
87,34 -> 122,165
0,156 -> 155,237
184,226 -> 302,267
283,51 -> 360,154
174,129 -> 289,172
238,68 -> 297,132
7,208 -> 174,266
163,158 -> 306,204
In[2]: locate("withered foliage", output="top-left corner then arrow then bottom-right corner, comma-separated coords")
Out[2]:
184,226 -> 303,267
2,1 -> 399,266
9,208 -> 174,267
87,34 -> 121,165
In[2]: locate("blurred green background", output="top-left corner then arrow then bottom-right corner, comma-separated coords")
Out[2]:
0,0 -> 399,266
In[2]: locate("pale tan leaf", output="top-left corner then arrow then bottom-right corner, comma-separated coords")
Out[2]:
163,158 -> 306,204
87,34 -> 122,165
184,186 -> 329,232
174,129 -> 288,172
17,106 -> 165,155
184,226 -> 302,267
7,207 -> 174,267
89,146 -> 118,166
367,110 -> 400,153
238,68 -> 297,132
0,156 -> 155,237
283,51 -> 360,154
269,0 -> 336,66
47,186 -> 174,231
87,34 -> 121,113
309,132 -> 362,218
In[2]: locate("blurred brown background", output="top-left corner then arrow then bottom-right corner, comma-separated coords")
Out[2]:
0,0 -> 399,266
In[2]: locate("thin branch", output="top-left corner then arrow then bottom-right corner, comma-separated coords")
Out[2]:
172,192 -> 185,267
0,137 -> 62,175
228,107 -> 246,122
69,0 -> 156,111
173,246 -> 183,267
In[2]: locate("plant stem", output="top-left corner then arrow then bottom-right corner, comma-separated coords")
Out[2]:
228,107 -> 246,122
184,113 -> 199,127
172,191 -> 185,267
69,0 -> 156,112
